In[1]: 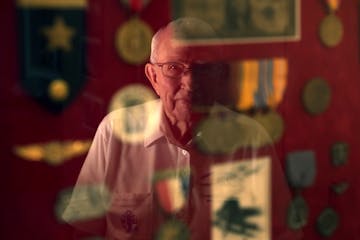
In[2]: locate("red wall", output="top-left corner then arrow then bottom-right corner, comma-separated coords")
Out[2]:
1,0 -> 360,239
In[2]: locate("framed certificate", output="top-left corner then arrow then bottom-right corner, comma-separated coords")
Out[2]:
211,157 -> 271,239
172,0 -> 300,44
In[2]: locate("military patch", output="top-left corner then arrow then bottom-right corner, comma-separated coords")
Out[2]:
286,150 -> 316,188
153,168 -> 190,214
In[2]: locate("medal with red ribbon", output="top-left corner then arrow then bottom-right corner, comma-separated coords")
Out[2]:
319,0 -> 343,47
325,0 -> 341,13
115,0 -> 153,64
120,0 -> 151,13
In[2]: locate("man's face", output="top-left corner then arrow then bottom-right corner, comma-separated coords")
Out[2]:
146,37 -> 197,125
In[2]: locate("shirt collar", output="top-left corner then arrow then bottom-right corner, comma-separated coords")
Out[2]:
143,100 -> 166,147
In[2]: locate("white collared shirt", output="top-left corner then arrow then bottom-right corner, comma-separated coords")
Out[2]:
63,100 -> 296,240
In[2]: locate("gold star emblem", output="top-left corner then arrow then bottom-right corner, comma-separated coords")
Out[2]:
42,17 -> 75,52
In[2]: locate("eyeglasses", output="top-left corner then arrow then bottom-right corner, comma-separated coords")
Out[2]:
152,62 -> 191,78
152,62 -> 227,79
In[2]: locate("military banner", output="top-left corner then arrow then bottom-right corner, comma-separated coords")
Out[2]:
17,0 -> 87,112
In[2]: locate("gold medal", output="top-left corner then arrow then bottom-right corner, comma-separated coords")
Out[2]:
115,17 -> 153,64
194,108 -> 245,154
252,110 -> 284,145
302,78 -> 331,115
319,14 -> 343,47
48,78 -> 69,101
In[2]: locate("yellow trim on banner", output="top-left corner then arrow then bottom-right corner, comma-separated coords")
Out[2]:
17,0 -> 86,8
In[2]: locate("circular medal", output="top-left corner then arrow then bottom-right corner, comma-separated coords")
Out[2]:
48,79 -> 69,101
109,84 -> 158,143
252,110 -> 284,144
287,195 -> 309,230
332,182 -> 349,195
302,78 -> 331,115
194,111 -> 243,154
156,219 -> 190,240
316,208 -> 339,237
115,17 -> 153,65
319,14 -> 343,47
108,84 -> 156,112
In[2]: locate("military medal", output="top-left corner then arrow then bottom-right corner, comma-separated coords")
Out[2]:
316,208 -> 339,237
115,0 -> 153,64
302,77 -> 331,115
286,150 -> 316,188
319,0 -> 343,47
156,219 -> 190,240
13,139 -> 92,166
331,181 -> 349,195
231,58 -> 288,112
115,18 -> 153,64
287,194 -> 309,230
109,86 -> 159,143
331,141 -> 349,166
153,168 -> 190,214
108,84 -> 156,112
252,110 -> 284,145
285,150 -> 316,230
194,107 -> 245,154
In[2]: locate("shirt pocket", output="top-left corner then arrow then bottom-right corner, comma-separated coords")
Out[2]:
106,192 -> 154,240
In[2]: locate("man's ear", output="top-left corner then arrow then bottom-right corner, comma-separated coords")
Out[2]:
145,63 -> 160,96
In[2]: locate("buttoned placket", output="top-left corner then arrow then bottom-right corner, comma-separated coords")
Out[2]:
173,147 -> 191,223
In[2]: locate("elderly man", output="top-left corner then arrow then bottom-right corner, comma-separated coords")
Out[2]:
62,18 -> 295,240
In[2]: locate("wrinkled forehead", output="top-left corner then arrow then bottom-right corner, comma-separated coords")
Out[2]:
156,25 -> 221,63
159,38 -> 220,63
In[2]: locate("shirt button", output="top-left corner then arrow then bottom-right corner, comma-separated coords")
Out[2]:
182,150 -> 187,156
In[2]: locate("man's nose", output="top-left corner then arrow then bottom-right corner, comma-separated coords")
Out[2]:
180,71 -> 193,92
